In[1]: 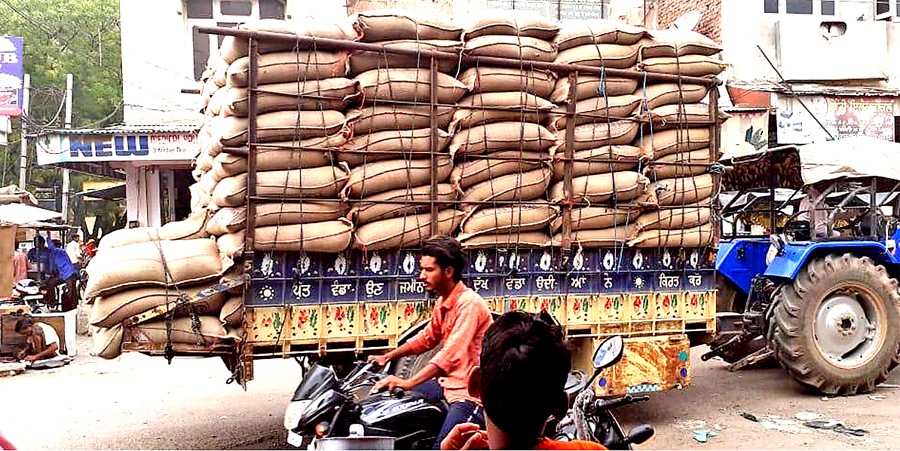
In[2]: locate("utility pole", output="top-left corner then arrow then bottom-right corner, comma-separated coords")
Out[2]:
62,74 -> 73,222
18,74 -> 30,189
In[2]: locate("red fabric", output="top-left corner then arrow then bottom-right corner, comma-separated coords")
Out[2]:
406,281 -> 492,404
0,430 -> 17,450
534,439 -> 607,450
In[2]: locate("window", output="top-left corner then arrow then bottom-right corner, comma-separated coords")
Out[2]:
186,0 -> 286,80
765,0 -> 836,14
875,0 -> 900,20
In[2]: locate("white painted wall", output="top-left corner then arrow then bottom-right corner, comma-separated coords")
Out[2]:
122,165 -> 162,228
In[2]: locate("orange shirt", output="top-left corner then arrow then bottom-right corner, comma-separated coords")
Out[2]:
407,281 -> 492,404
535,438 -> 607,450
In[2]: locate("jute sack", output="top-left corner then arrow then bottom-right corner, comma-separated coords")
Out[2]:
628,223 -> 715,248
636,83 -> 708,110
257,201 -> 348,226
462,167 -> 552,205
196,152 -> 214,172
131,316 -> 229,345
550,145 -> 643,181
206,207 -> 246,236
458,67 -> 556,98
211,57 -> 228,87
554,21 -> 645,50
553,224 -> 636,248
451,92 -> 554,131
548,95 -> 642,130
339,128 -> 451,167
555,44 -> 639,69
458,203 -> 558,238
220,295 -> 244,327
218,230 -> 245,258
343,156 -> 453,198
97,227 -> 161,251
550,76 -> 638,103
354,209 -> 464,250
351,183 -> 456,225
84,239 -> 223,300
347,105 -> 453,134
256,165 -> 349,199
646,103 -> 727,129
219,19 -> 356,64
647,149 -> 712,179
212,174 -> 248,208
200,170 -> 220,194
551,207 -> 636,232
212,152 -> 247,179
450,122 -> 556,156
349,40 -> 463,75
463,12 -> 560,40
634,206 -> 711,231
218,110 -> 346,146
355,68 -> 468,103
354,10 -> 463,42
638,128 -> 709,160
550,171 -> 650,204
207,88 -> 226,116
190,183 -> 211,213
638,30 -> 722,59
639,55 -> 727,78
254,219 -> 353,252
451,151 -> 546,191
221,79 -> 358,116
227,51 -> 350,87
216,134 -> 348,176
159,210 -> 210,240
92,324 -> 123,359
552,121 -> 639,152
460,231 -> 551,249
463,35 -> 557,62
653,174 -> 715,206
90,282 -> 227,328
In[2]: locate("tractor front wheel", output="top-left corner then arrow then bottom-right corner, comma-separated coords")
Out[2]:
771,254 -> 900,395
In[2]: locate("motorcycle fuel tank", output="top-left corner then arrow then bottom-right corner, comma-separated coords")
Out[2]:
358,391 -> 445,434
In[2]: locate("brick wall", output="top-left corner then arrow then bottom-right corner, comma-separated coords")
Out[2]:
346,0 -> 456,15
655,0 -> 722,43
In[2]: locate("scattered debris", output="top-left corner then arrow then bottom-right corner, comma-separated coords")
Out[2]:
876,383 -> 900,389
803,420 -> 868,437
821,397 -> 831,401
795,412 -> 824,421
0,362 -> 26,378
693,430 -> 719,443
760,418 -> 809,435
674,419 -> 709,430
219,415 -> 229,420
740,412 -> 759,422
868,395 -> 887,401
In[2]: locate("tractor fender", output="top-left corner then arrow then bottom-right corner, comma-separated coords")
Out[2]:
765,241 -> 898,280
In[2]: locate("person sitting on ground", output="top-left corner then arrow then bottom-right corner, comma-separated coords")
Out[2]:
15,317 -> 60,363
441,311 -> 606,450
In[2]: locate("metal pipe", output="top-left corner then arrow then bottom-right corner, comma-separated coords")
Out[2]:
197,26 -> 719,86
561,71 -> 578,250
429,52 -> 439,236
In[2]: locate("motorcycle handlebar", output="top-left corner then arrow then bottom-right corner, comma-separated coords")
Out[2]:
593,394 -> 650,412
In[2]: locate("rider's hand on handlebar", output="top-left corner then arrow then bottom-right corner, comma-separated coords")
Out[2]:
367,353 -> 391,367
440,423 -> 489,450
372,375 -> 409,393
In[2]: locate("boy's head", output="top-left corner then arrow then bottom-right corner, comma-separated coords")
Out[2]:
15,318 -> 34,336
469,311 -> 571,442
419,235 -> 466,289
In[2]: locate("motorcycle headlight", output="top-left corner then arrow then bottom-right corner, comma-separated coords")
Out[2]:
283,400 -> 312,431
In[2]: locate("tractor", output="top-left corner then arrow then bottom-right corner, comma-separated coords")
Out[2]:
709,136 -> 900,395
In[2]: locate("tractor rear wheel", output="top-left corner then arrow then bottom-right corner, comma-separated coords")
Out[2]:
771,254 -> 900,395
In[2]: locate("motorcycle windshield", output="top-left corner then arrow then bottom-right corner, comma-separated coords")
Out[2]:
291,364 -> 338,401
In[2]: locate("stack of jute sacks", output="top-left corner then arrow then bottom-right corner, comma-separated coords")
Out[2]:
452,13 -> 560,249
345,11 -> 468,251
630,29 -> 726,248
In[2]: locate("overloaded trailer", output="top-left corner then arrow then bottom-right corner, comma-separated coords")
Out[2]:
84,11 -> 726,400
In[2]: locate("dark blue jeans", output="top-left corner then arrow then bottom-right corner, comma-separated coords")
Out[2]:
413,379 -> 485,450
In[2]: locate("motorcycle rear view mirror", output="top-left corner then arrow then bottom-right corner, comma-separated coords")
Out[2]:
592,336 -> 624,370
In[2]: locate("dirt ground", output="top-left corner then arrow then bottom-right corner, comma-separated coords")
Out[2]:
2,336 -> 900,450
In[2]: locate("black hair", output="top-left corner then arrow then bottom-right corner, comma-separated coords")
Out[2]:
15,317 -> 34,333
420,235 -> 466,283
35,235 -> 45,246
478,311 -> 570,446
51,239 -> 62,247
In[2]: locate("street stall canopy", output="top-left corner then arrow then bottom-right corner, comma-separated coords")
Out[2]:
0,203 -> 62,226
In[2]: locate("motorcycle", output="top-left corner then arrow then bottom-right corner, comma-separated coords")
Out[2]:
10,279 -> 52,314
552,336 -> 655,449
283,360 -> 446,450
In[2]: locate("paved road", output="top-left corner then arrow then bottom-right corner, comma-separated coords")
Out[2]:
3,337 -> 900,450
